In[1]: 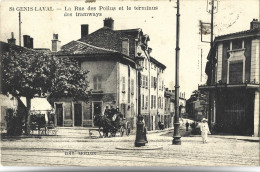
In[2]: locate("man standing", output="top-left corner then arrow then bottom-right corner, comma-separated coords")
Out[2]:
185,121 -> 189,131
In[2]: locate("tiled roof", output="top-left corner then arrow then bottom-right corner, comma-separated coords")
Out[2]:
0,41 -> 35,54
78,27 -> 138,58
56,40 -> 118,56
215,28 -> 260,41
115,28 -> 142,38
150,56 -> 166,70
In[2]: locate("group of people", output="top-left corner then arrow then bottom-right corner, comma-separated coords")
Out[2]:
104,106 -> 123,122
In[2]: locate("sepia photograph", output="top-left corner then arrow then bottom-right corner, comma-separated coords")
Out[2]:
0,0 -> 259,170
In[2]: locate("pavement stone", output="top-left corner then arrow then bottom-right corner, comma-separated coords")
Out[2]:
1,126 -> 259,167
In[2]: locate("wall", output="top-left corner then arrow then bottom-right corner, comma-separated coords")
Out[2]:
118,62 -> 136,129
81,60 -> 118,94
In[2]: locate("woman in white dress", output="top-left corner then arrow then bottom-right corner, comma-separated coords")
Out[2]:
200,118 -> 211,143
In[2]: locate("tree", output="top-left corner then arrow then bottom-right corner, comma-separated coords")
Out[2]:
186,90 -> 208,119
1,48 -> 89,134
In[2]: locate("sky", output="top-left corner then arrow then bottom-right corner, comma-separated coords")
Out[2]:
0,0 -> 259,98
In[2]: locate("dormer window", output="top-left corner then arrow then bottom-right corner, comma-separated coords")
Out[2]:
122,39 -> 129,56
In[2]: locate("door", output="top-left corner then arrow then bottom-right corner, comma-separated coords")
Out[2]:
93,102 -> 102,126
56,104 -> 63,126
74,104 -> 82,126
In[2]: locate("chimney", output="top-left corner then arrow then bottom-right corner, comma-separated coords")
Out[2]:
7,32 -> 16,45
81,24 -> 89,39
104,17 -> 114,30
23,35 -> 33,48
250,19 -> 260,29
52,33 -> 61,52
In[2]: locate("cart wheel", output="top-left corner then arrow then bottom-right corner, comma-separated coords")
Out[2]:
120,126 -> 124,137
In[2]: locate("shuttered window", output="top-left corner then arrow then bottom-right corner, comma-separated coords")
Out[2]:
122,39 -> 129,56
229,62 -> 243,83
122,77 -> 126,92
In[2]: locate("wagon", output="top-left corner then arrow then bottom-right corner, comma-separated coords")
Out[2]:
94,112 -> 130,137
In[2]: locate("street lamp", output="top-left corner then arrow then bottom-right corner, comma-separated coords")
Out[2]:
172,0 -> 181,145
134,54 -> 147,147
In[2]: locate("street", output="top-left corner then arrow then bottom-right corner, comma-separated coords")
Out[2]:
1,127 -> 259,166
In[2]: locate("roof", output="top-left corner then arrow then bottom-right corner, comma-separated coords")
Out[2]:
215,28 -> 260,41
34,48 -> 51,53
150,56 -> 166,70
78,27 -> 138,58
56,40 -> 117,56
115,28 -> 142,38
0,41 -> 35,54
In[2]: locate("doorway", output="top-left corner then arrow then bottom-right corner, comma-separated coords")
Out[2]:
92,102 -> 102,126
56,104 -> 63,126
74,104 -> 82,126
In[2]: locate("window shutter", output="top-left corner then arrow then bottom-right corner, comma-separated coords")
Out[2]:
93,76 -> 97,90
151,95 -> 153,109
98,76 -> 102,90
122,39 -> 129,56
122,77 -> 126,91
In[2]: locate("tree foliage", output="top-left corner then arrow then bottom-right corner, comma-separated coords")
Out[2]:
186,90 -> 208,118
1,47 -> 89,134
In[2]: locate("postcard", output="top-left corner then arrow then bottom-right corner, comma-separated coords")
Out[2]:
0,0 -> 259,169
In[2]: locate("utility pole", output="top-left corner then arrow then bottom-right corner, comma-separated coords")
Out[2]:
208,0 -> 215,129
19,12 -> 21,46
201,49 -> 203,82
172,0 -> 181,145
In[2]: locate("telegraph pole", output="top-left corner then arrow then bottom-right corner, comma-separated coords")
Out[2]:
201,49 -> 203,82
172,0 -> 181,145
19,12 -> 21,46
208,0 -> 215,129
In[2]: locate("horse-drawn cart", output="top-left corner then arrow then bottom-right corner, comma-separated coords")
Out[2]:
94,111 -> 130,137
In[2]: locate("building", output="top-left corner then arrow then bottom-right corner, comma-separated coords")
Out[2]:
199,19 -> 260,136
54,18 -> 168,130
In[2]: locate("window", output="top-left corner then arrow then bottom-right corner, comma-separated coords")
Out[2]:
162,80 -> 164,90
165,98 -> 167,111
145,59 -> 147,69
158,97 -> 161,108
131,79 -> 134,95
93,76 -> 102,90
122,76 -> 126,92
145,95 -> 148,109
153,95 -> 156,109
142,94 -> 144,109
145,76 -> 148,88
122,39 -> 129,55
142,75 -> 146,87
229,62 -> 243,83
232,39 -> 243,50
159,78 -> 161,90
154,77 -> 157,88
151,76 -> 154,88
151,95 -> 153,109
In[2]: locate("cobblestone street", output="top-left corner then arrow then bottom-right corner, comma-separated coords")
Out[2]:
1,127 -> 259,167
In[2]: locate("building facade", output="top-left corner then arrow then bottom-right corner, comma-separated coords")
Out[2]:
199,19 -> 260,136
55,18 -> 168,130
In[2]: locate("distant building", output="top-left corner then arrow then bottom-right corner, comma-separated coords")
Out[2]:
199,19 -> 260,136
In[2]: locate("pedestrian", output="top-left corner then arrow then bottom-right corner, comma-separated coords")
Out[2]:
185,121 -> 189,131
200,118 -> 211,143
